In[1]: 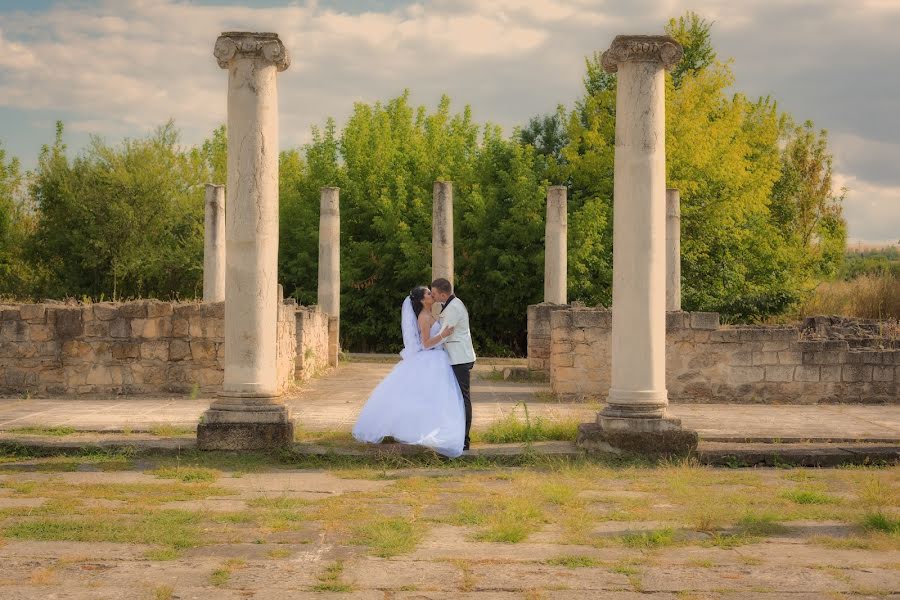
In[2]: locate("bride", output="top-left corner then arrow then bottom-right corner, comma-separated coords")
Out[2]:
352,286 -> 466,458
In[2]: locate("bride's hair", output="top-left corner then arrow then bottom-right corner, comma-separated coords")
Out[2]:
409,286 -> 429,318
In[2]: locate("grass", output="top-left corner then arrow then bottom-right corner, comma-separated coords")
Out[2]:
737,512 -> 788,536
350,516 -> 423,557
620,528 -> 676,549
780,489 -> 840,505
150,466 -> 220,483
799,273 -> 900,319
471,409 -> 579,444
312,561 -> 352,592
148,424 -> 195,437
546,555 -> 601,568
7,426 -> 77,437
151,585 -> 175,600
861,511 -> 900,535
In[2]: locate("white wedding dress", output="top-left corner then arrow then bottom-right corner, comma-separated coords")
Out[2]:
352,298 -> 466,458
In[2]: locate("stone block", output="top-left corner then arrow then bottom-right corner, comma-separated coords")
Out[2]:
0,320 -> 28,342
802,351 -> 844,365
762,341 -> 789,352
793,365 -> 820,382
169,339 -> 191,361
765,365 -> 794,382
842,364 -> 873,382
111,342 -> 141,360
93,303 -> 118,321
729,366 -> 764,384
53,308 -> 83,339
19,304 -> 47,323
687,353 -> 721,369
190,339 -> 217,361
189,318 -> 204,337
576,422 -> 698,458
777,351 -> 802,365
108,318 -> 131,338
85,365 -> 113,386
172,318 -> 189,337
200,302 -> 225,318
752,351 -> 778,366
194,367 -> 224,386
141,340 -> 170,361
731,351 -> 753,366
83,320 -> 109,337
0,308 -> 20,321
117,302 -> 147,319
665,311 -> 687,330
61,339 -> 92,359
709,329 -> 741,343
689,312 -> 720,330
133,317 -> 172,339
146,301 -> 174,318
872,366 -> 895,382
197,421 -> 295,450
173,303 -> 200,318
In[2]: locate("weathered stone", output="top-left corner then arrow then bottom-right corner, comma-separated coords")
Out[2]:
203,184 -> 227,302
689,312 -> 719,330
83,320 -> 109,337
85,365 -> 113,386
108,318 -> 131,338
111,342 -> 141,360
765,365 -> 794,382
117,302 -> 147,319
19,304 -> 47,322
200,302 -> 225,319
146,301 -> 174,318
92,303 -> 118,320
872,365 -> 895,382
0,308 -> 20,321
197,422 -> 294,450
190,339 -> 217,361
172,318 -> 189,337
778,351 -> 803,365
820,365 -> 842,382
141,340 -> 170,361
0,320 -> 28,342
842,364 -> 872,382
794,365 -> 820,382
729,366 -> 764,384
53,308 -> 83,339
752,351 -> 779,366
173,303 -> 200,318
166,339 -> 191,361
577,422 -> 697,457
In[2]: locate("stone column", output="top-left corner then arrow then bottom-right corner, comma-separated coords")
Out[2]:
198,31 -> 293,450
666,188 -> 681,312
318,187 -> 340,367
432,181 -> 453,284
203,184 -> 226,303
544,186 -> 567,304
578,35 -> 696,457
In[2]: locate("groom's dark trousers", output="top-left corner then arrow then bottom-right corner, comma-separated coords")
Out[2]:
452,362 -> 475,449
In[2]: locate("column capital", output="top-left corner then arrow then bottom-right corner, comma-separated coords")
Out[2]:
601,35 -> 682,73
214,32 -> 291,71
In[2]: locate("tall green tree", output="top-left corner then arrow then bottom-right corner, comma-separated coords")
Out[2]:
0,141 -> 37,297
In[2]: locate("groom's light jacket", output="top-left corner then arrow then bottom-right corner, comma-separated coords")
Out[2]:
440,295 -> 476,366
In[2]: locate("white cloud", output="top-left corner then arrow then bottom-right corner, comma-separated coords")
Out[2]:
0,0 -> 898,242
834,173 -> 900,243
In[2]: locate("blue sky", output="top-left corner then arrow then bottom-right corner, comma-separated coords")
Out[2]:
1,0 -> 898,243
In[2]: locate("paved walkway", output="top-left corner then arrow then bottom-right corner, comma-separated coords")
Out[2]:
0,359 -> 898,441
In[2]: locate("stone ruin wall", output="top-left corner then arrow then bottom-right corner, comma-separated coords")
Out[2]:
546,308 -> 899,404
294,304 -> 330,381
0,299 -> 331,396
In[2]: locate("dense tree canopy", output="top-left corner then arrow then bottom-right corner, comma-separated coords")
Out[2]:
0,12 -> 849,352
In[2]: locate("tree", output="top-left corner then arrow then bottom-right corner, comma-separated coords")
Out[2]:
0,141 -> 36,297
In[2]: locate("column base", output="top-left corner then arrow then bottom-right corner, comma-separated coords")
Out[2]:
576,412 -> 698,458
197,396 -> 294,450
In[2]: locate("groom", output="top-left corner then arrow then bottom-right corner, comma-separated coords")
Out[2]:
431,278 -> 476,450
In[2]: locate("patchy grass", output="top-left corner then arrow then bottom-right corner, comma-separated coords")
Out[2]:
780,489 -> 840,505
7,426 -> 77,437
738,512 -> 788,536
151,585 -> 175,600
546,555 -> 602,568
351,516 -> 423,557
861,511 -> 900,535
209,568 -> 230,587
620,528 -> 676,549
312,561 -> 352,592
150,466 -> 220,483
471,410 -> 579,444
148,424 -> 195,437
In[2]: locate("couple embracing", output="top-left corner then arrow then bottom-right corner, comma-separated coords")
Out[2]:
352,278 -> 475,458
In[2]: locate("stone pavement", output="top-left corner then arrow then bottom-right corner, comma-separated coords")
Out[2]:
0,358 -> 898,442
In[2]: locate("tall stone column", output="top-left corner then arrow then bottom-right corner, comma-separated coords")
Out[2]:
544,186 -> 567,304
318,187 -> 340,367
432,181 -> 454,284
199,32 -> 293,450
203,184 -> 226,303
666,188 -> 681,312
577,35 -> 696,457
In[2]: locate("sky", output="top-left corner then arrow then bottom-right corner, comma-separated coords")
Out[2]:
0,0 -> 898,244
